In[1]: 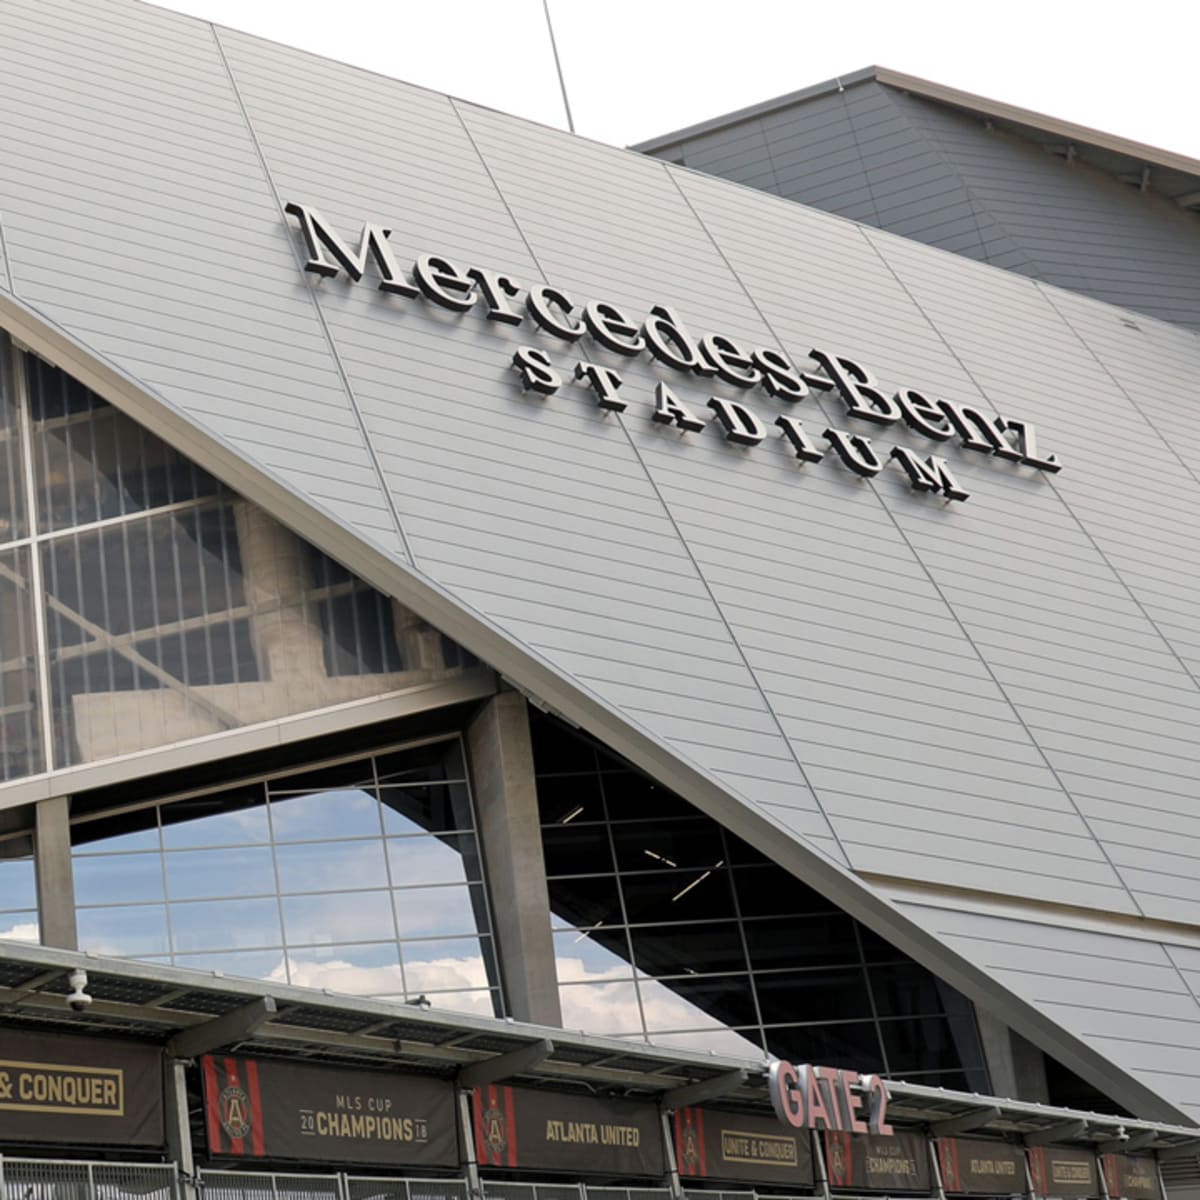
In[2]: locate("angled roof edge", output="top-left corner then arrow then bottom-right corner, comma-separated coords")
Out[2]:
0,291 -> 1190,1126
633,65 -> 1200,208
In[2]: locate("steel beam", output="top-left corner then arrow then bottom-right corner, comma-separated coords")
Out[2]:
931,1106 -> 1002,1136
661,1068 -> 749,1110
458,1037 -> 555,1088
167,996 -> 277,1058
1025,1119 -> 1087,1146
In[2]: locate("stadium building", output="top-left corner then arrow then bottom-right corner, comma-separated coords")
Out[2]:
2,1 -> 1200,1195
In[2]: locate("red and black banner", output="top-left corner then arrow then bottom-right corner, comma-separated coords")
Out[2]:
937,1137 -> 1026,1195
0,1029 -> 163,1147
1101,1155 -> 1162,1200
1028,1146 -> 1099,1198
674,1105 -> 813,1186
825,1129 -> 931,1192
201,1054 -> 457,1168
472,1084 -> 664,1177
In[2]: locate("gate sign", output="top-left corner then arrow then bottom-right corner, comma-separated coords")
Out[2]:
825,1130 -> 931,1192
0,1029 -> 163,1147
473,1084 -> 664,1177
674,1105 -> 814,1186
937,1137 -> 1026,1195
201,1054 -> 457,1168
1101,1155 -> 1162,1200
1028,1146 -> 1099,1199
769,1061 -> 892,1134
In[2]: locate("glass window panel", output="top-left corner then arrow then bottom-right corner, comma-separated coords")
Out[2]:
553,929 -> 635,983
172,949 -> 285,982
171,897 -> 282,952
733,864 -> 838,915
317,588 -> 405,676
160,789 -> 269,847
0,546 -> 43,781
629,921 -> 747,977
0,911 -> 39,941
387,834 -> 479,887
857,924 -> 908,964
282,889 -> 393,945
276,839 -> 388,894
374,740 -> 465,785
754,966 -> 874,1025
27,357 -> 219,533
165,846 -> 277,900
77,905 -> 170,957
639,974 -> 758,1034
765,1021 -> 886,1073
283,942 -> 404,995
610,819 -> 725,873
869,961 -> 951,1018
73,824 -> 160,853
0,337 -> 25,543
269,788 -> 381,841
73,852 -> 165,905
541,821 -> 615,878
880,1015 -> 981,1074
394,883 -> 488,939
379,783 -> 473,835
529,712 -> 598,776
558,979 -> 645,1036
402,936 -> 496,993
620,868 -> 736,924
547,875 -> 624,931
742,914 -> 862,971
601,771 -> 694,821
269,757 -> 377,795
535,774 -> 605,827
0,854 -> 37,911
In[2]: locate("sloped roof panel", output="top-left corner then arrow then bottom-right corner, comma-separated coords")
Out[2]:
4,0 -> 1200,1121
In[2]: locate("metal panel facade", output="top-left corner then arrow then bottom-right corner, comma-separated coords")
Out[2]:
3,0 -> 1200,1123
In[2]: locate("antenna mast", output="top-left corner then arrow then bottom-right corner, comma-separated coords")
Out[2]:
542,0 -> 576,134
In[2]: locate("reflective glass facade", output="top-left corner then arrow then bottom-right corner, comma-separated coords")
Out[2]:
69,737 -> 502,1017
532,712 -> 990,1089
0,340 -> 474,780
0,838 -> 37,942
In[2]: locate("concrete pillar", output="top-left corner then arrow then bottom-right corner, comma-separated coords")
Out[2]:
165,1058 -> 198,1200
466,692 -> 562,1027
233,502 -> 327,685
976,1007 -> 1049,1102
34,794 -> 77,949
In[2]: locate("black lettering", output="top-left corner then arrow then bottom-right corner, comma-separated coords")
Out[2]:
895,387 -> 954,440
511,346 -> 561,395
809,348 -> 901,423
823,428 -> 884,477
889,446 -> 970,501
642,305 -> 714,374
652,382 -> 706,431
284,202 -> 416,296
467,267 -> 523,325
754,347 -> 810,401
707,396 -> 766,444
413,254 -> 477,312
574,361 -> 626,411
527,285 -> 585,341
1003,418 -> 1063,472
774,414 -> 824,462
584,301 -> 646,355
700,334 -> 760,387
938,399 -> 1018,458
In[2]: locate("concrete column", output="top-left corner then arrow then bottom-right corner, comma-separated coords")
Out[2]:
976,1007 -> 1049,1102
233,502 -> 326,685
165,1058 -> 198,1200
466,692 -> 562,1027
34,794 -> 77,949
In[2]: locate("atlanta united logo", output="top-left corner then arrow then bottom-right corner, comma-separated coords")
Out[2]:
680,1124 -> 701,1172
482,1104 -> 507,1156
827,1134 -> 850,1186
219,1084 -> 252,1140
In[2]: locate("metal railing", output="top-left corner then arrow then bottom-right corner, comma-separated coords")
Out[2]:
0,1158 -> 180,1200
200,1175 -> 469,1200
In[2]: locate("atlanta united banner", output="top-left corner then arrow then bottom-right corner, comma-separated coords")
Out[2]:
473,1084 -> 664,1177
937,1137 -> 1026,1195
1101,1155 -> 1162,1200
201,1054 -> 457,1167
674,1105 -> 813,1186
1028,1146 -> 1099,1199
0,1029 -> 162,1146
825,1130 -> 932,1192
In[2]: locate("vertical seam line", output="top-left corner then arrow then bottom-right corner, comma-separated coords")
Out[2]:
209,24 -> 417,565
851,220 -> 1148,918
667,160 -> 1143,917
0,213 -> 15,293
451,100 -> 849,865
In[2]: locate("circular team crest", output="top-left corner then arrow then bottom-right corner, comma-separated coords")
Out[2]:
483,1104 -> 508,1156
219,1084 -> 252,1140
680,1124 -> 701,1172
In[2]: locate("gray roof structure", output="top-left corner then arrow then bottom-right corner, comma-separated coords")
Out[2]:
3,0 -> 1200,1126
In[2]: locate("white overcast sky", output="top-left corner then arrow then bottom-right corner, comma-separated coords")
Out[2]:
153,0 -> 1200,159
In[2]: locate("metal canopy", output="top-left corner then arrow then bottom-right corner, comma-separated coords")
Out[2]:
2,938 -> 1199,1150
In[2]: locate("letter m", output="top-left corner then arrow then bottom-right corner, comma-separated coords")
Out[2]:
284,202 -> 415,295
889,446 -> 969,502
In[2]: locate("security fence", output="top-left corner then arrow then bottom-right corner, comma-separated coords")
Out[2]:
0,1159 -> 181,1200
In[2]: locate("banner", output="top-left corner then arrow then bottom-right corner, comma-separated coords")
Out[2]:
1101,1155 -> 1162,1200
937,1137 -> 1026,1194
202,1054 -> 457,1167
0,1029 -> 162,1147
675,1105 -> 813,1186
473,1084 -> 664,1177
1028,1146 -> 1099,1198
825,1130 -> 931,1192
